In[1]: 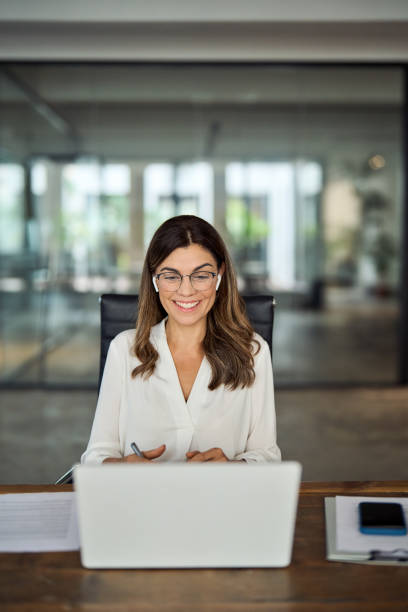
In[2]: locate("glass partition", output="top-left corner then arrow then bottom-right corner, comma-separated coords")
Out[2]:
0,63 -> 404,386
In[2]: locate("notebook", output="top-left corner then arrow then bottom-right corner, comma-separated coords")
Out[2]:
74,461 -> 301,568
325,496 -> 408,565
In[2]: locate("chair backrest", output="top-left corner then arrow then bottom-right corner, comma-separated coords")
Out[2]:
99,293 -> 275,391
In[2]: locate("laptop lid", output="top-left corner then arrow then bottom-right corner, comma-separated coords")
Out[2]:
74,461 -> 301,569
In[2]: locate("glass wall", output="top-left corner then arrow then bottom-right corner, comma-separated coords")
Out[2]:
0,64 -> 404,386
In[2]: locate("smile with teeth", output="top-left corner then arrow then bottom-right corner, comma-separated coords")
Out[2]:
174,300 -> 200,311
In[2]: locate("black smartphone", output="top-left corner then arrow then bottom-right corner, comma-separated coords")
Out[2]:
358,501 -> 407,535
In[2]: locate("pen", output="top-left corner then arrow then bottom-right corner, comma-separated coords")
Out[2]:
130,441 -> 144,458
369,549 -> 408,562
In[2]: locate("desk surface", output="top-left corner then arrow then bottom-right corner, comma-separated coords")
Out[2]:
1,481 -> 408,612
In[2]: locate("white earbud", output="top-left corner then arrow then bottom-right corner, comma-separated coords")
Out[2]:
216,274 -> 221,291
152,276 -> 159,293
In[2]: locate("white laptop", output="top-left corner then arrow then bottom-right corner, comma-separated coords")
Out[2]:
74,461 -> 301,569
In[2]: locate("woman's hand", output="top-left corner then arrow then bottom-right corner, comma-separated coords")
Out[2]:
103,444 -> 166,463
185,447 -> 229,462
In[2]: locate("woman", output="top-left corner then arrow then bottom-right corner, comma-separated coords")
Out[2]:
81,215 -> 281,464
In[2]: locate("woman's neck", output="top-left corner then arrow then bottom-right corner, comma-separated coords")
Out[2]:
165,318 -> 206,354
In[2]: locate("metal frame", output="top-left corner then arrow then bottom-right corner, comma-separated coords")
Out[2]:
398,66 -> 408,383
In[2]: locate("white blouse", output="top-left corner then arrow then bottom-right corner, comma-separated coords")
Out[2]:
81,318 -> 281,464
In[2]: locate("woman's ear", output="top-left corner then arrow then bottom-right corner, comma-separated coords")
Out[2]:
152,276 -> 159,293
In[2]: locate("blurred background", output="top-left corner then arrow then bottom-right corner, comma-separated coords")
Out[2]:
0,1 -> 407,483
0,64 -> 404,387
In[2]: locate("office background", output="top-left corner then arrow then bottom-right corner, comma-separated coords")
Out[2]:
0,1 -> 407,483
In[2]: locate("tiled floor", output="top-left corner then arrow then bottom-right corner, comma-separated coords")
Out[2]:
1,288 -> 405,484
1,386 -> 407,484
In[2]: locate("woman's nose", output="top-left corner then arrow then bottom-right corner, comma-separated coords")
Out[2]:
178,275 -> 194,294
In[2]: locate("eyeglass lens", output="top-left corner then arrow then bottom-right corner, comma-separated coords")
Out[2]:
158,272 -> 214,290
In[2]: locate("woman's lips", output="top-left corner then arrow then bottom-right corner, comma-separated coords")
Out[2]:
173,300 -> 200,312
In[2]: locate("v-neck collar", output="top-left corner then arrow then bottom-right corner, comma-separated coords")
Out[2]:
151,318 -> 210,418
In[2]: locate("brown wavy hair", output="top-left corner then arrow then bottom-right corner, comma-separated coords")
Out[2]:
132,215 -> 259,390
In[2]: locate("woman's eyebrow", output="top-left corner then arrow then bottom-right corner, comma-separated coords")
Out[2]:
158,263 -> 215,273
192,263 -> 215,272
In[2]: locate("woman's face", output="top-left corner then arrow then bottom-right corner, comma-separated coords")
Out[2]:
154,243 -> 223,329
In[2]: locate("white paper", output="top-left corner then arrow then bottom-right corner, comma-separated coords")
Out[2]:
335,496 -> 408,554
0,492 -> 80,552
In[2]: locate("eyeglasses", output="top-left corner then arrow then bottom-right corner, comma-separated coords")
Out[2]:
155,271 -> 217,291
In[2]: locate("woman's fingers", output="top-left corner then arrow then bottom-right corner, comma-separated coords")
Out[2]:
187,452 -> 205,462
110,445 -> 231,463
121,444 -> 166,462
142,444 -> 166,460
186,447 -> 228,462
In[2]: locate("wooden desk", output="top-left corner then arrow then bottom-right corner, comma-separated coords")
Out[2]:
1,482 -> 407,611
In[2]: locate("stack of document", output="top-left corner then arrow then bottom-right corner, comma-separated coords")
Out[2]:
325,496 -> 408,565
0,492 -> 80,552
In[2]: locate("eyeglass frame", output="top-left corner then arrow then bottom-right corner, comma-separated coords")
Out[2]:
152,271 -> 221,292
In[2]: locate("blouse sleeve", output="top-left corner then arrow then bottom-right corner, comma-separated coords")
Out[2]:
81,337 -> 124,464
234,340 -> 281,463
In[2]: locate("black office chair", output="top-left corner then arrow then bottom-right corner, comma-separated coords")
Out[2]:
55,293 -> 275,484
98,293 -> 275,391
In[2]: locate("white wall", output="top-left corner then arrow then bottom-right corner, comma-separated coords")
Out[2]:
1,1 -> 408,61
1,1 -> 408,23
